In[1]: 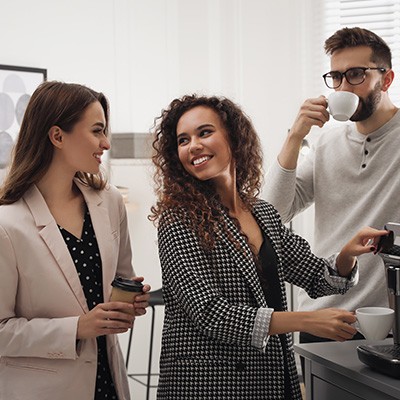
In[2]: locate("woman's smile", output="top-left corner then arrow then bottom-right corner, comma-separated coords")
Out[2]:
192,155 -> 212,167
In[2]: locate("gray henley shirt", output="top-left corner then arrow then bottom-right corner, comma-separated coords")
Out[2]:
265,109 -> 400,311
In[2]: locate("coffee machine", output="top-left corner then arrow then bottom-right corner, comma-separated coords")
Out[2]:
357,222 -> 400,378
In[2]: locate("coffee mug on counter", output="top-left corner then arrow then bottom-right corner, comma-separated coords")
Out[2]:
355,307 -> 394,340
327,91 -> 359,121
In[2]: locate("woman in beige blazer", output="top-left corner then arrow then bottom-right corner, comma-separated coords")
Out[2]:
0,81 -> 150,400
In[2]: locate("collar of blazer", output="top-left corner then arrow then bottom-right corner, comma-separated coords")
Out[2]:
23,179 -> 114,313
23,179 -> 104,227
218,202 -> 271,308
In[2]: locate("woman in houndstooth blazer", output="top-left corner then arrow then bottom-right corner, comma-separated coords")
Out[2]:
150,94 -> 387,399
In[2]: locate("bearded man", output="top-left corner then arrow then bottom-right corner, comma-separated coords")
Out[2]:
265,27 -> 399,353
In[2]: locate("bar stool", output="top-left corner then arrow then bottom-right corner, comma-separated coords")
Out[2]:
126,288 -> 164,400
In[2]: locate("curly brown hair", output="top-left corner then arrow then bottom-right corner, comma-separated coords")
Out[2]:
149,94 -> 263,251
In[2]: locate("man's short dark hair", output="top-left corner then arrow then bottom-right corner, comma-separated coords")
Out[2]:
325,27 -> 392,68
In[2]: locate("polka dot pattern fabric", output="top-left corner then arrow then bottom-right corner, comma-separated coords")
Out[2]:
59,206 -> 118,400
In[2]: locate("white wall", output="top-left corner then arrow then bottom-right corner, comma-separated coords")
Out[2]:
0,0 -> 307,173
1,1 -> 310,398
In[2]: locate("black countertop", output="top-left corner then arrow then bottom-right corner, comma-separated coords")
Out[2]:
295,338 -> 400,398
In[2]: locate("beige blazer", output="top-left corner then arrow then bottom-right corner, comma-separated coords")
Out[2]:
0,180 -> 134,400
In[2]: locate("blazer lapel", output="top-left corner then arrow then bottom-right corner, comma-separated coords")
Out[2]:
23,185 -> 88,312
76,181 -> 114,302
220,211 -> 267,307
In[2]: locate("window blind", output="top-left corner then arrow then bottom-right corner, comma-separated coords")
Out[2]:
319,0 -> 400,105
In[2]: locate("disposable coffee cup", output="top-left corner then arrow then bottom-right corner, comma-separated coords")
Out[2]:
327,91 -> 359,121
110,276 -> 143,314
355,306 -> 394,340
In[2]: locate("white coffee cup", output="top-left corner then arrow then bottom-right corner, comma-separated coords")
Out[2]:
355,307 -> 394,340
327,91 -> 359,121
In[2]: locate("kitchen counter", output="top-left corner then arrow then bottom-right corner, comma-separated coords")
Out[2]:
295,339 -> 400,400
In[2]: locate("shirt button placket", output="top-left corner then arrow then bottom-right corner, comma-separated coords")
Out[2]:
361,137 -> 371,169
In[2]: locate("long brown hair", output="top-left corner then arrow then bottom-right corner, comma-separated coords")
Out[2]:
0,81 -> 110,205
150,94 -> 263,251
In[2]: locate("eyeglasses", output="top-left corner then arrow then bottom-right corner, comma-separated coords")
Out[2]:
322,67 -> 386,89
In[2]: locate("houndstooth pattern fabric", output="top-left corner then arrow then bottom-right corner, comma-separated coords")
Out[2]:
156,199 -> 354,399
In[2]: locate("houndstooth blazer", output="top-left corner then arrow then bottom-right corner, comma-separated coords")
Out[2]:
156,199 -> 354,400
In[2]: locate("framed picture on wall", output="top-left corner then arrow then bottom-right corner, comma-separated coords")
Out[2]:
0,64 -> 47,169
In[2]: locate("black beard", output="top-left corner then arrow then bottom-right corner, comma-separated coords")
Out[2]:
350,82 -> 382,122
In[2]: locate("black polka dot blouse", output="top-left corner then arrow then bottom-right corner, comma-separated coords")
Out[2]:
59,205 -> 118,400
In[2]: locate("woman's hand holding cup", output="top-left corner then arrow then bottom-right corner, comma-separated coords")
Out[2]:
77,302 -> 135,339
130,276 -> 151,316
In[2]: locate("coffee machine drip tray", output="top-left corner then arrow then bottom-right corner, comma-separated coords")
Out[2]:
357,344 -> 400,379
